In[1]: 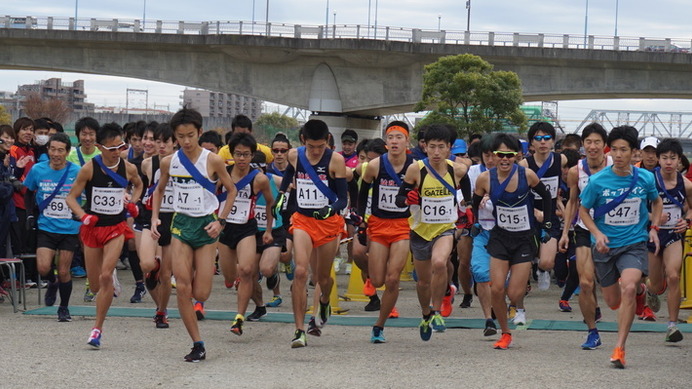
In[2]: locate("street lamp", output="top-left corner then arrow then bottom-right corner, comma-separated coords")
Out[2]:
614,0 -> 619,36
333,10 -> 337,38
265,0 -> 269,36
584,0 -> 589,47
466,0 -> 471,32
438,14 -> 441,31
74,0 -> 78,28
374,0 -> 379,39
326,0 -> 330,28
142,0 -> 147,31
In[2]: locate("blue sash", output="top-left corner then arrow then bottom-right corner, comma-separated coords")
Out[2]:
77,148 -> 86,166
177,150 -> 217,194
422,158 -> 457,203
38,164 -> 73,212
93,156 -> 128,188
381,153 -> 402,186
297,147 -> 337,202
127,147 -> 134,160
592,168 -> 639,220
581,159 -> 591,176
536,152 -> 553,179
655,167 -> 684,209
218,169 -> 259,203
490,165 -> 518,205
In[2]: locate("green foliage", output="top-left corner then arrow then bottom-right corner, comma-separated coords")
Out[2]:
0,105 -> 11,125
415,54 -> 527,138
254,112 -> 300,144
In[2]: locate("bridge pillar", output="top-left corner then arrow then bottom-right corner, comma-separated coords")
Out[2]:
310,114 -> 381,152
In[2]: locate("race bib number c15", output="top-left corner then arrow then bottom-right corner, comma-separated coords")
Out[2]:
496,205 -> 531,232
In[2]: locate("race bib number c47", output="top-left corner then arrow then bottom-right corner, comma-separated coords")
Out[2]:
496,205 -> 531,232
421,196 -> 456,224
91,187 -> 124,215
296,178 -> 329,209
661,203 -> 682,229
605,198 -> 640,226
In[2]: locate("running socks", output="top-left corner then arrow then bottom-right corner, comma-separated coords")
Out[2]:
59,281 -> 73,307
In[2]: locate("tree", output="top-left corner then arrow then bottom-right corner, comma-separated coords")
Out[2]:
22,93 -> 72,123
254,112 -> 300,144
0,105 -> 11,125
414,54 -> 527,138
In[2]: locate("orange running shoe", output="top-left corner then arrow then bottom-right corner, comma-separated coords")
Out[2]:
610,346 -> 626,369
388,307 -> 399,318
635,283 -> 646,316
194,301 -> 206,320
639,306 -> 657,321
493,333 -> 512,350
441,284 -> 457,318
363,279 -> 376,297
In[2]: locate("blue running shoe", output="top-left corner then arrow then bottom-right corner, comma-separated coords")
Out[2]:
419,317 -> 433,341
87,328 -> 102,349
285,261 -> 295,281
581,330 -> 602,350
71,266 -> 87,278
266,295 -> 283,307
371,326 -> 386,343
431,313 -> 446,332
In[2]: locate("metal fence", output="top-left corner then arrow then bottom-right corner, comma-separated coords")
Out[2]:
2,15 -> 692,53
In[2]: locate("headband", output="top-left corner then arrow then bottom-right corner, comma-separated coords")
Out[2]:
386,125 -> 409,136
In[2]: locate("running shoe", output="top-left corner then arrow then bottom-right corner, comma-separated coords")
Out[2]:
666,326 -> 683,343
363,278 -> 376,296
291,329 -> 307,348
184,343 -> 206,362
635,283 -> 646,316
388,307 -> 400,319
419,316 -> 433,341
285,261 -> 295,281
154,312 -> 170,329
581,330 -> 602,350
595,307 -> 602,323
537,270 -> 550,291
441,284 -> 457,317
44,280 -> 58,307
71,266 -> 87,278
371,326 -> 386,344
364,294 -> 381,311
230,314 -> 244,335
483,319 -> 497,337
112,269 -> 122,298
38,280 -> 48,289
610,346 -> 626,369
307,317 -> 322,337
431,313 -> 446,332
246,306 -> 267,321
459,293 -> 473,308
646,291 -> 661,313
559,300 -> 572,312
170,275 -> 176,289
194,301 -> 206,320
639,306 -> 657,321
145,257 -> 161,290
24,279 -> 37,288
513,310 -> 527,326
315,299 -> 331,328
266,295 -> 283,307
87,328 -> 102,349
83,288 -> 96,303
507,305 -> 517,320
266,273 -> 279,290
57,306 -> 72,322
130,283 -> 146,303
493,333 -> 512,350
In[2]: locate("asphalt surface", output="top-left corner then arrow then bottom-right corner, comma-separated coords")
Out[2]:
1,264 -> 691,388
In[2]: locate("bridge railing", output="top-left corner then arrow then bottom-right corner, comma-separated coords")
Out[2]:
3,15 -> 691,53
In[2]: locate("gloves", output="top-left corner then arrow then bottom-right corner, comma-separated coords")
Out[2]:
470,223 -> 482,238
25,215 -> 36,231
357,226 -> 367,246
347,209 -> 363,226
540,228 -> 551,244
81,214 -> 99,226
405,189 -> 420,206
272,192 -> 286,219
456,207 -> 474,229
313,206 -> 335,220
126,202 -> 140,219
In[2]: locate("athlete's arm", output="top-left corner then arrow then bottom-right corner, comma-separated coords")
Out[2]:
472,171 -> 490,220
150,155 -> 171,240
579,204 -> 609,253
558,166 -> 580,252
356,158 -> 378,217
65,162 -> 92,220
213,153 -> 237,221
395,162 -> 420,208
527,169 -> 553,227
328,152 -> 348,213
255,172 -> 274,241
649,195 -> 663,255
125,161 -> 144,205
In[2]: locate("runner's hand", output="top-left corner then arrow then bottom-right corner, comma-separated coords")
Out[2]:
81,214 -> 99,226
204,220 -> 223,238
405,190 -> 420,206
649,228 -> 660,256
126,202 -> 140,218
673,218 -> 687,234
558,234 -> 569,253
272,192 -> 286,219
263,230 -> 274,245
313,206 -> 334,220
594,231 -> 609,254
150,218 -> 161,240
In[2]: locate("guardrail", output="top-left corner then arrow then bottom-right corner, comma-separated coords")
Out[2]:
2,15 -> 692,53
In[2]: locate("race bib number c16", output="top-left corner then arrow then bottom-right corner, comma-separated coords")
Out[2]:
421,196 -> 456,224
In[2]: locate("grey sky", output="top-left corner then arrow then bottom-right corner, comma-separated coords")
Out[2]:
3,0 -> 692,130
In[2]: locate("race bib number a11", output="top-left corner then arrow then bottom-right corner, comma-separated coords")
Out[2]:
296,178 -> 329,209
378,185 -> 406,212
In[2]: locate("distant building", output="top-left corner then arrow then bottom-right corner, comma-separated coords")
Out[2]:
0,91 -> 21,111
17,78 -> 95,115
181,89 -> 262,120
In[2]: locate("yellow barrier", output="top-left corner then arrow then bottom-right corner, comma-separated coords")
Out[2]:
681,231 -> 692,315
400,251 -> 414,281
343,263 -> 371,302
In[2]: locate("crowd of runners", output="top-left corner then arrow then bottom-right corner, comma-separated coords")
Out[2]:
0,109 -> 688,368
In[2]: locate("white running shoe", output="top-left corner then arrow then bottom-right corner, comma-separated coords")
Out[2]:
112,269 -> 122,297
513,309 -> 527,326
537,270 -> 550,291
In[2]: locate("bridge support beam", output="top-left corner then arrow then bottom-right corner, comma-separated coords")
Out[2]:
309,114 -> 381,152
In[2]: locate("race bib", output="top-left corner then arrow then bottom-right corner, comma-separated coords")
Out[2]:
255,204 -> 269,229
378,185 -> 406,212
296,178 -> 329,209
496,205 -> 531,232
174,181 -> 204,214
43,195 -> 71,219
227,197 -> 252,224
161,180 -> 175,213
91,187 -> 124,215
421,196 -> 456,224
535,176 -> 559,199
662,204 -> 682,229
605,198 -> 640,226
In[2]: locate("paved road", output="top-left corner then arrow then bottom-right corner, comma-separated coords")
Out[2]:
1,269 -> 691,388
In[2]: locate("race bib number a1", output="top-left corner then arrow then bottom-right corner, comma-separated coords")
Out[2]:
421,196 -> 456,224
605,198 -> 640,226
91,187 -> 124,215
296,178 -> 329,209
496,205 -> 531,232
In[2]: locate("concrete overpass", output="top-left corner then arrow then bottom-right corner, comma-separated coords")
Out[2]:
3,16 -> 692,134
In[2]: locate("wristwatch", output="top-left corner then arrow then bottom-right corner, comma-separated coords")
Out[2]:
217,219 -> 227,228
543,221 -> 552,230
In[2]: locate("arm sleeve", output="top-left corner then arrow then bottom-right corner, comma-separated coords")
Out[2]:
348,178 -> 360,211
471,193 -> 484,221
532,181 -> 553,225
24,189 -> 36,212
357,181 -> 370,217
278,163 -> 295,193
395,181 -> 416,208
331,177 -> 348,213
459,175 -> 471,204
